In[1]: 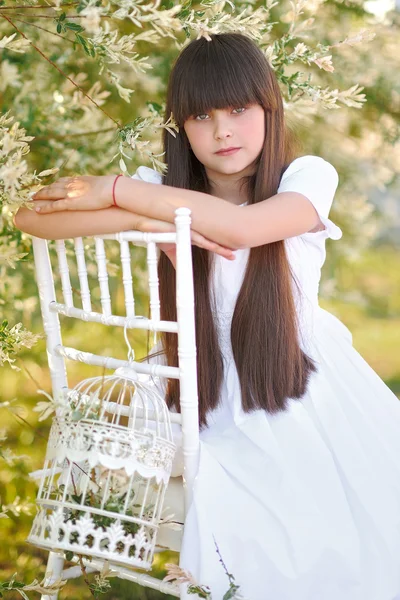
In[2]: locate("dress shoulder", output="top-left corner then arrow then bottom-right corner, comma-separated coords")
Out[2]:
278,155 -> 342,241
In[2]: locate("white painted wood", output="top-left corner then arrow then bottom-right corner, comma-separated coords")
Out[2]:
100,231 -> 176,244
94,237 -> 112,316
147,241 -> 160,345
31,208 -> 199,599
104,401 -> 182,425
174,207 -> 200,514
55,240 -> 73,307
120,239 -> 135,317
63,557 -> 180,596
32,238 -> 68,399
49,303 -> 178,332
41,551 -> 65,600
74,237 -> 92,312
54,344 -> 180,378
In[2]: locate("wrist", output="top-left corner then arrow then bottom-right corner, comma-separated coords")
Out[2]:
103,175 -> 119,208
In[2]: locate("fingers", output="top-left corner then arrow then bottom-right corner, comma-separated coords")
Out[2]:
190,231 -> 235,260
32,184 -> 67,201
32,199 -> 69,213
213,244 -> 236,260
32,177 -> 82,201
134,220 -> 234,260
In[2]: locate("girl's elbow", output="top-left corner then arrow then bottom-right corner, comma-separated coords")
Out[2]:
226,218 -> 251,250
230,230 -> 248,250
13,207 -> 44,238
14,207 -> 31,233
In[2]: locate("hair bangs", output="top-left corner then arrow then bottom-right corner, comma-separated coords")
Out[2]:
171,36 -> 263,126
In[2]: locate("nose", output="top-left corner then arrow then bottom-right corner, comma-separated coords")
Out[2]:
213,114 -> 232,141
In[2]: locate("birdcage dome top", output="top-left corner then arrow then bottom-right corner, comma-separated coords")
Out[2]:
43,366 -> 176,484
61,366 -> 174,440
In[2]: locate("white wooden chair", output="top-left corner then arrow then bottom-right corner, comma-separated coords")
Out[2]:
30,207 -> 199,599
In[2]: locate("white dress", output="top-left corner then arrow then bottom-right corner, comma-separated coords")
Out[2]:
133,157 -> 400,600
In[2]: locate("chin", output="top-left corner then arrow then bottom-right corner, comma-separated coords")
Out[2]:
221,164 -> 252,175
210,160 -> 247,173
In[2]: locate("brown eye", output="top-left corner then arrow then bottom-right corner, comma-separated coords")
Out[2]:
195,114 -> 209,121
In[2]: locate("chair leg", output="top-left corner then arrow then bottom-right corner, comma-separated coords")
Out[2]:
61,556 -> 181,597
41,551 -> 65,600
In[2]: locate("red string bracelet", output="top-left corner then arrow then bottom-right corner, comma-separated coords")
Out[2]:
112,174 -> 123,207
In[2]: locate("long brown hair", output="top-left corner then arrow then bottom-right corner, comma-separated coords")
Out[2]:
151,33 -> 316,429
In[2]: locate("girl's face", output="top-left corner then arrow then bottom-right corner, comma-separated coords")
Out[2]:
183,103 -> 265,178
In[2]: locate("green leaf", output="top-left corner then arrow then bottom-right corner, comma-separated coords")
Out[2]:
76,34 -> 89,49
56,23 -> 62,34
59,12 -> 66,21
222,585 -> 241,599
146,101 -> 163,114
76,35 -> 91,56
178,9 -> 190,18
65,22 -> 85,32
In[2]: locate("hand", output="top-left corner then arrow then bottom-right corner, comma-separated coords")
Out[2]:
134,216 -> 236,261
31,175 -> 115,213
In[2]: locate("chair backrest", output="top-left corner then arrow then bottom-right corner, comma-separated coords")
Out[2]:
32,207 -> 199,514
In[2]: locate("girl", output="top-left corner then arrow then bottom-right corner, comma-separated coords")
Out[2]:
16,33 -> 400,600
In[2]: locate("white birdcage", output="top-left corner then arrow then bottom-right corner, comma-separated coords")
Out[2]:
27,361 -> 176,570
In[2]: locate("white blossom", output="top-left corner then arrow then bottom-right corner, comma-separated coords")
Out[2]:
0,61 -> 22,93
0,34 -> 30,54
331,28 -> 376,48
313,54 -> 335,72
293,42 -> 308,56
21,575 -> 67,596
80,4 -> 105,34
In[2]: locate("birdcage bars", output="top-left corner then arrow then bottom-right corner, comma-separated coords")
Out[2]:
27,368 -> 176,570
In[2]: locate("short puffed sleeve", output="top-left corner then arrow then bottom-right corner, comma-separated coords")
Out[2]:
278,155 -> 342,241
131,165 -> 163,185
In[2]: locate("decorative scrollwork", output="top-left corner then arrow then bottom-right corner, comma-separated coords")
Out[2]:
28,507 -> 154,570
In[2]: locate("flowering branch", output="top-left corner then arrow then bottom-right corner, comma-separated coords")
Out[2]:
32,127 -> 116,142
0,14 -> 121,127
0,3 -> 79,9
12,16 -> 79,44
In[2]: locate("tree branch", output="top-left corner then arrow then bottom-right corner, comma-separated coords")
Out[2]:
4,13 -> 109,19
32,127 -> 117,142
0,13 -> 121,129
13,16 -> 76,44
0,3 -> 79,9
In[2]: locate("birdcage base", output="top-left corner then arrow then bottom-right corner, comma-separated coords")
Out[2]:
27,507 -> 155,571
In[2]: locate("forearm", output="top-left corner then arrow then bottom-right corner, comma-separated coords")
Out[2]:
116,178 -> 241,249
14,205 -> 138,240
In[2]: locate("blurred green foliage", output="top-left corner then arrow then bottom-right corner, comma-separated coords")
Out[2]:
1,0 -> 400,596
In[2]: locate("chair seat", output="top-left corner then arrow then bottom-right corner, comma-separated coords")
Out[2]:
156,476 -> 184,552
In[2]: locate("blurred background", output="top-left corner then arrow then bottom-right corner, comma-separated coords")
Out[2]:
0,0 -> 399,597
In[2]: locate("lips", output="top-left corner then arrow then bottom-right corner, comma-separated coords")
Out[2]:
215,147 -> 241,155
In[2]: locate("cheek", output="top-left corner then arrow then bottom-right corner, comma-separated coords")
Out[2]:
244,117 -> 265,149
185,125 -> 209,154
